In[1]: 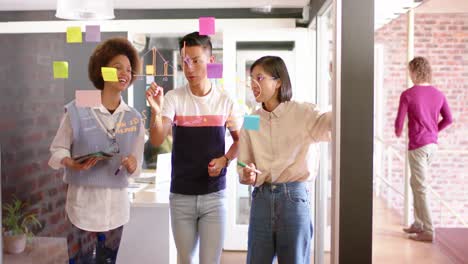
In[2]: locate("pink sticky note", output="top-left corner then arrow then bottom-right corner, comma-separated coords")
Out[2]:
207,63 -> 223,78
75,90 -> 101,107
85,25 -> 101,42
199,17 -> 215,36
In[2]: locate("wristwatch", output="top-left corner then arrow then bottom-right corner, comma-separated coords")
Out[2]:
223,155 -> 231,168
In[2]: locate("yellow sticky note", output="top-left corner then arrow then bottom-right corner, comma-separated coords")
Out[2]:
53,61 -> 69,79
146,65 -> 155,75
101,67 -> 118,82
66,27 -> 82,43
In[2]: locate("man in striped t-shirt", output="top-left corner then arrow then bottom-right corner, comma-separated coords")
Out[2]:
146,32 -> 240,263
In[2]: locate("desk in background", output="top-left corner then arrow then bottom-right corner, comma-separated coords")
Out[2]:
117,173 -> 177,264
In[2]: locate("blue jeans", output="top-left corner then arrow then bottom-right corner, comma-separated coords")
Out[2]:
247,182 -> 313,264
169,190 -> 227,264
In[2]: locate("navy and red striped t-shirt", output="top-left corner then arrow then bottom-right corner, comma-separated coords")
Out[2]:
162,84 -> 240,195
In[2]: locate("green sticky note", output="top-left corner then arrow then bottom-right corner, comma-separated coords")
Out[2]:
66,27 -> 82,43
53,61 -> 69,79
101,67 -> 119,82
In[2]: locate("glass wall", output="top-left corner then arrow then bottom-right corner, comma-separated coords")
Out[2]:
314,3 -> 334,264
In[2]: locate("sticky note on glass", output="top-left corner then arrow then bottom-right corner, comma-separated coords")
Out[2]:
66,27 -> 82,43
146,65 -> 155,75
75,90 -> 101,107
199,17 -> 215,35
207,63 -> 223,78
243,115 -> 260,131
146,75 -> 154,84
85,25 -> 101,42
53,61 -> 69,79
101,67 -> 118,82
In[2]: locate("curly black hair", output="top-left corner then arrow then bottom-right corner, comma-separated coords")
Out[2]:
88,37 -> 141,90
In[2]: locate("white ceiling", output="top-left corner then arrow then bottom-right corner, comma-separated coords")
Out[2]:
416,0 -> 468,13
0,0 -> 309,11
375,0 -> 468,30
375,0 -> 422,30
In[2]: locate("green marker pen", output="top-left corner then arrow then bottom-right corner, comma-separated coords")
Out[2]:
237,161 -> 262,174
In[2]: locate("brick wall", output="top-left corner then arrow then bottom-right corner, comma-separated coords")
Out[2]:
0,33 -> 122,262
374,13 -> 468,227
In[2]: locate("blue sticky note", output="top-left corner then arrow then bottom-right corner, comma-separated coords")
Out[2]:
243,115 -> 260,131
85,25 -> 101,42
207,63 -> 223,78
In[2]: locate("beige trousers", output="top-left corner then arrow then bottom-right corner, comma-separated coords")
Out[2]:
408,143 -> 437,234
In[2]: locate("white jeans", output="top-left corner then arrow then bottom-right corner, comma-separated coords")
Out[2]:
169,190 -> 227,264
408,143 -> 437,234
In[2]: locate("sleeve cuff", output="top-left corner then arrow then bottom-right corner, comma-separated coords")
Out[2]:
129,163 -> 141,178
48,149 -> 71,170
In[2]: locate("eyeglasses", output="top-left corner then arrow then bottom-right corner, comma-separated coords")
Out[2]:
247,75 -> 278,89
182,56 -> 207,68
250,75 -> 278,83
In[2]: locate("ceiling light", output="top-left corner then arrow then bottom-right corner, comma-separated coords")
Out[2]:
56,0 -> 115,20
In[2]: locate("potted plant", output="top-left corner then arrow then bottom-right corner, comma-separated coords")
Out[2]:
2,196 -> 41,254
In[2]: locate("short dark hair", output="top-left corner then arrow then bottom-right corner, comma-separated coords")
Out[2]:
88,37 -> 141,90
250,56 -> 292,102
179,32 -> 213,56
409,56 -> 432,84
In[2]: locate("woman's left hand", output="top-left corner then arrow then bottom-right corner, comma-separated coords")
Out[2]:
122,155 -> 137,174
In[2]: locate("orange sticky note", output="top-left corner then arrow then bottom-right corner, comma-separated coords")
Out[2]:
101,67 -> 118,82
75,90 -> 101,107
66,27 -> 82,43
146,65 -> 155,75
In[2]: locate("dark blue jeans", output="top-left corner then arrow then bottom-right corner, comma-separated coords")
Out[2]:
247,182 -> 313,264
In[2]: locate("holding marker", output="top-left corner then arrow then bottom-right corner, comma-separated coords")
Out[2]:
114,164 -> 123,176
115,157 -> 128,175
237,161 -> 262,174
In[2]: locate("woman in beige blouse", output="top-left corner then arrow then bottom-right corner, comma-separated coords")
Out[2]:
238,56 -> 331,264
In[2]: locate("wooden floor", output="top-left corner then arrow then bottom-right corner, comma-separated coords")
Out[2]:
220,198 -> 451,264
435,227 -> 468,263
372,198 -> 452,264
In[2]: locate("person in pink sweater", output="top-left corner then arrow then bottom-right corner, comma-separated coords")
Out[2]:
394,56 -> 453,242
